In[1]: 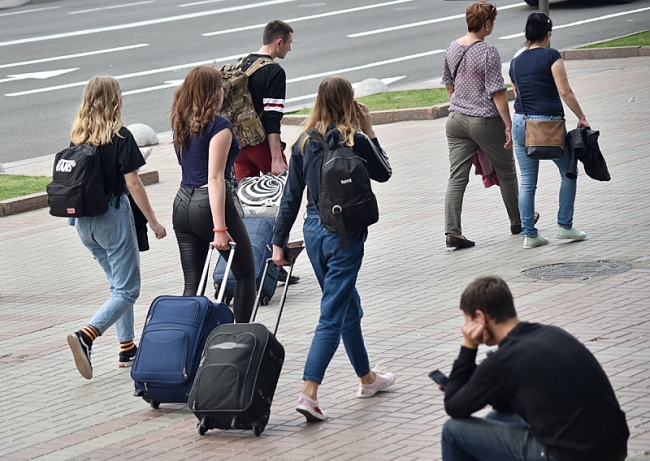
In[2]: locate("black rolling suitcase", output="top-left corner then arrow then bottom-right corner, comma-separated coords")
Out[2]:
189,242 -> 303,437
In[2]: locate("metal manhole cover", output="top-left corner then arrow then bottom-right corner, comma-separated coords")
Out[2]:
524,261 -> 632,281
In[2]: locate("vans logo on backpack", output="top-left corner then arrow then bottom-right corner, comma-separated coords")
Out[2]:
55,159 -> 77,173
340,178 -> 352,185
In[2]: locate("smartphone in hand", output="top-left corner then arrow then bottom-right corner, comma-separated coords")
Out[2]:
428,369 -> 448,391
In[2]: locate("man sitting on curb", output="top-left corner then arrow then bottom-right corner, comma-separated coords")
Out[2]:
441,275 -> 629,461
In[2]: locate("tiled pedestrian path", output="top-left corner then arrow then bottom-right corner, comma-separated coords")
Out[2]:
1,57 -> 649,460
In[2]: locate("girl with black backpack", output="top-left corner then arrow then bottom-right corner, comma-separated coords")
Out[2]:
272,76 -> 396,421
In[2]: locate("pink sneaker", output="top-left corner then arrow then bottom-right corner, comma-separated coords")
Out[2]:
357,371 -> 396,398
295,394 -> 327,422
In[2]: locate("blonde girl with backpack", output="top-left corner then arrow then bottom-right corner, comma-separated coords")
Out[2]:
67,76 -> 167,380
271,76 -> 396,421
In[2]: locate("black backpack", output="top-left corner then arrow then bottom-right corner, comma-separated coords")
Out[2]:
46,143 -> 112,217
307,128 -> 379,251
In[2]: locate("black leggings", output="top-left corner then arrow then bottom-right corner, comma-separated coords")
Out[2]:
172,186 -> 256,323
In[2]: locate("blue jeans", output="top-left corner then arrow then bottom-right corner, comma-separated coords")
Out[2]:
75,195 -> 140,343
442,410 -> 553,461
302,209 -> 371,384
513,113 -> 577,237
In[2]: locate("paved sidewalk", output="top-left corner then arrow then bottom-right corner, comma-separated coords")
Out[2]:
1,57 -> 649,460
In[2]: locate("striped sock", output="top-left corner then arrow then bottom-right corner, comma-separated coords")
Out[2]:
81,325 -> 100,343
120,340 -> 135,353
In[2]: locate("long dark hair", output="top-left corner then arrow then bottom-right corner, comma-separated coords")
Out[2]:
170,65 -> 223,151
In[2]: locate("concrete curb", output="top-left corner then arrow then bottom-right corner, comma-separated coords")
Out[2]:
562,46 -> 650,60
0,170 -> 159,217
282,89 -> 515,126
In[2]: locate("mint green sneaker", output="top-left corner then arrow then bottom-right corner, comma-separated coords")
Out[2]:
557,227 -> 586,240
523,235 -> 549,249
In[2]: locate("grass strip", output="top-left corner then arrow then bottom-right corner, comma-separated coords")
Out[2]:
581,30 -> 650,49
0,175 -> 51,201
291,88 -> 449,115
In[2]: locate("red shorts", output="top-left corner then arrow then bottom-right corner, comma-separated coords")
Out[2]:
234,139 -> 287,181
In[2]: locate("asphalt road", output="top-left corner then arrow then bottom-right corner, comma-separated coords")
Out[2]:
1,0 -> 649,163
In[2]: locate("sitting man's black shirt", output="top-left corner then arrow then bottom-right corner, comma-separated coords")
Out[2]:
445,322 -> 629,461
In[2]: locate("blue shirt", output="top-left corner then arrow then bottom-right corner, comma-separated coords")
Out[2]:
509,47 -> 564,117
175,116 -> 240,187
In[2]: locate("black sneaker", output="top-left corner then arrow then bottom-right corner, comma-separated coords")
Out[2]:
67,331 -> 93,379
278,267 -> 300,285
118,346 -> 137,368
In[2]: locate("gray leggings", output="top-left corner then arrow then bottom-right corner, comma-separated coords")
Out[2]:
444,112 -> 520,235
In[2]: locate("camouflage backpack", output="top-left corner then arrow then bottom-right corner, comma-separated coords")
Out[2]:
218,57 -> 277,148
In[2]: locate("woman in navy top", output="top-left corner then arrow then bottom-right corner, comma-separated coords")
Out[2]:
170,66 -> 256,323
272,76 -> 396,422
509,13 -> 590,249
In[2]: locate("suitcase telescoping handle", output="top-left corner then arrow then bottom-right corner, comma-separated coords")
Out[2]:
250,242 -> 303,336
197,242 -> 236,303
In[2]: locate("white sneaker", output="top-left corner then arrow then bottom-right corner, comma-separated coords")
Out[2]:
295,394 -> 327,422
357,371 -> 396,398
523,235 -> 549,249
557,226 -> 586,240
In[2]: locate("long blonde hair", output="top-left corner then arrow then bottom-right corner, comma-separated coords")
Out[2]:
170,65 -> 223,151
300,76 -> 360,153
71,76 -> 124,145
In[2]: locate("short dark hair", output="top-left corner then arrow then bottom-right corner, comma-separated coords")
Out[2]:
525,12 -> 553,43
263,20 -> 293,45
460,276 -> 517,323
466,1 -> 497,33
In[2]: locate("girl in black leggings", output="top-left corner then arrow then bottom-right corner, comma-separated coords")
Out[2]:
170,65 -> 256,323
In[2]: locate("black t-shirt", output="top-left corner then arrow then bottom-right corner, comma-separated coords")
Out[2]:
445,322 -> 629,461
93,127 -> 146,196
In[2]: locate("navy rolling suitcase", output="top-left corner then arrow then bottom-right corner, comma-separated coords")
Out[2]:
131,243 -> 236,408
190,242 -> 304,436
213,216 -> 279,306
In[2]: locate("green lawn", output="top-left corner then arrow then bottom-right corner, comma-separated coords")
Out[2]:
582,30 -> 650,48
291,88 -> 449,115
0,175 -> 50,201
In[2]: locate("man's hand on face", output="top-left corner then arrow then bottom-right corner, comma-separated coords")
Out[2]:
461,317 -> 489,349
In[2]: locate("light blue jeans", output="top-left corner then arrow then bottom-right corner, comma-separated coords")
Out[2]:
75,195 -> 140,343
513,113 -> 577,237
302,208 -> 371,384
442,410 -> 553,461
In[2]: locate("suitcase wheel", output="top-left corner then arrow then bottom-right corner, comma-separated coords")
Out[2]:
149,399 -> 160,409
260,295 -> 270,306
197,423 -> 207,436
252,425 -> 262,437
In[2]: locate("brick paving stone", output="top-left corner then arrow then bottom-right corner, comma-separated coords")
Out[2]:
1,56 -> 649,460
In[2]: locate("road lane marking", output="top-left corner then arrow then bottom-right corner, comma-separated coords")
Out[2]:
286,50 -> 445,84
203,0 -> 415,37
123,80 -> 184,95
179,0 -> 226,7
347,2 -> 526,38
0,44 -> 149,70
69,1 -> 155,15
499,6 -> 650,40
0,68 -> 78,84
4,53 -> 244,96
0,0 -> 297,48
6,51 -> 439,97
0,6 -> 60,17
